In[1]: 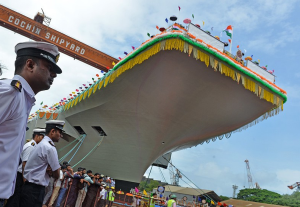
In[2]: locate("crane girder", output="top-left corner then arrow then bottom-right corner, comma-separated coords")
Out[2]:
0,4 -> 118,72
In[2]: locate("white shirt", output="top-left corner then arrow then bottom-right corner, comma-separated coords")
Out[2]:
17,140 -> 37,173
99,188 -> 106,199
23,136 -> 60,186
0,75 -> 35,199
54,170 -> 64,187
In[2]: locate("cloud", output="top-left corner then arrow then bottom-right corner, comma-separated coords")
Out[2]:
247,24 -> 300,53
1,0 -> 300,198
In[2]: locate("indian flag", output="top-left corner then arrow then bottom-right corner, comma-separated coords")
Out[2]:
224,25 -> 233,38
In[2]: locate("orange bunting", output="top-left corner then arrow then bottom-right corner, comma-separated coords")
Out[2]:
46,113 -> 52,120
52,113 -> 59,120
39,112 -> 45,119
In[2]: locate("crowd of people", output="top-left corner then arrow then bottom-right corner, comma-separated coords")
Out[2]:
40,161 -> 116,207
5,125 -> 116,207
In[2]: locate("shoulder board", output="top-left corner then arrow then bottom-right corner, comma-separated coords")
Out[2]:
49,141 -> 56,147
31,142 -> 35,146
11,80 -> 22,92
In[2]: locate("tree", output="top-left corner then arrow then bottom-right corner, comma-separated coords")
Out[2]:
237,189 -> 281,204
237,188 -> 300,207
219,195 -> 230,201
139,180 -> 160,192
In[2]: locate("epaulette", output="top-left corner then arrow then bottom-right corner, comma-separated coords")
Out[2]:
49,141 -> 56,147
11,80 -> 22,92
31,142 -> 35,146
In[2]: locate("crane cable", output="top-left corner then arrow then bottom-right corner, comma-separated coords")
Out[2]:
160,156 -> 216,203
158,167 -> 172,193
72,136 -> 104,168
59,134 -> 86,162
68,134 -> 87,163
144,165 -> 153,191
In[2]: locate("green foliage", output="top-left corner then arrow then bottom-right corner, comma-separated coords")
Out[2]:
219,195 -> 230,201
139,180 -> 160,192
237,188 -> 281,203
272,191 -> 300,207
237,189 -> 300,207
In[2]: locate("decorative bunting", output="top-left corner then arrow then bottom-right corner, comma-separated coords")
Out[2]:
124,52 -> 128,55
132,46 -> 135,50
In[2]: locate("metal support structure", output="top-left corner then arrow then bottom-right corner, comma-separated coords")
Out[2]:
232,185 -> 238,198
245,159 -> 254,189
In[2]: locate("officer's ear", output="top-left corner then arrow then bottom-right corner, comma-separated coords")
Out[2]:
24,59 -> 38,72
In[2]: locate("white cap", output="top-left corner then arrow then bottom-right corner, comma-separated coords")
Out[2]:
45,120 -> 65,131
15,41 -> 62,74
33,128 -> 46,133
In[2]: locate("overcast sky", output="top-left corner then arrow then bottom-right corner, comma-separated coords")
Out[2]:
1,0 -> 300,197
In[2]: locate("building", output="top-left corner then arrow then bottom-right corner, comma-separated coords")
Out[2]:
153,185 -> 221,204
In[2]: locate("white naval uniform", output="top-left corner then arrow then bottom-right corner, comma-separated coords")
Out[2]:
23,136 -> 60,186
0,75 -> 35,199
17,140 -> 37,173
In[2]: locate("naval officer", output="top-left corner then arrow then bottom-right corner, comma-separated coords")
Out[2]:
20,120 -> 65,207
0,41 -> 62,206
6,128 -> 46,207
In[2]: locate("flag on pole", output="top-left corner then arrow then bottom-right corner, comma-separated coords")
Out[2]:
178,6 -> 181,11
224,25 -> 233,38
202,21 -> 205,26
132,46 -> 135,50
192,14 -> 194,19
228,39 -> 231,43
135,187 -> 139,193
237,45 -> 239,48
112,62 -> 115,66
143,190 -> 147,196
165,18 -> 168,23
156,25 -> 159,30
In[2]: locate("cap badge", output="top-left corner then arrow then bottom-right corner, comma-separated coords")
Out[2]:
11,80 -> 22,92
55,54 -> 60,63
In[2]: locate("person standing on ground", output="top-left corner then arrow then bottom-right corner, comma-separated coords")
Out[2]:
42,176 -> 55,207
107,187 -> 115,207
65,168 -> 85,207
0,41 -> 62,207
166,195 -> 176,207
75,170 -> 94,207
82,174 -> 102,207
97,184 -> 106,207
48,165 -> 67,207
55,165 -> 74,207
6,128 -> 45,207
20,120 -> 65,207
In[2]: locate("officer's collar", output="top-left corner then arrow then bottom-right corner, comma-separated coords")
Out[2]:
12,75 -> 35,99
31,139 -> 37,145
43,136 -> 56,146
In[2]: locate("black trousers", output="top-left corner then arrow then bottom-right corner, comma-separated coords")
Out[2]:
20,182 -> 45,207
6,172 -> 23,207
